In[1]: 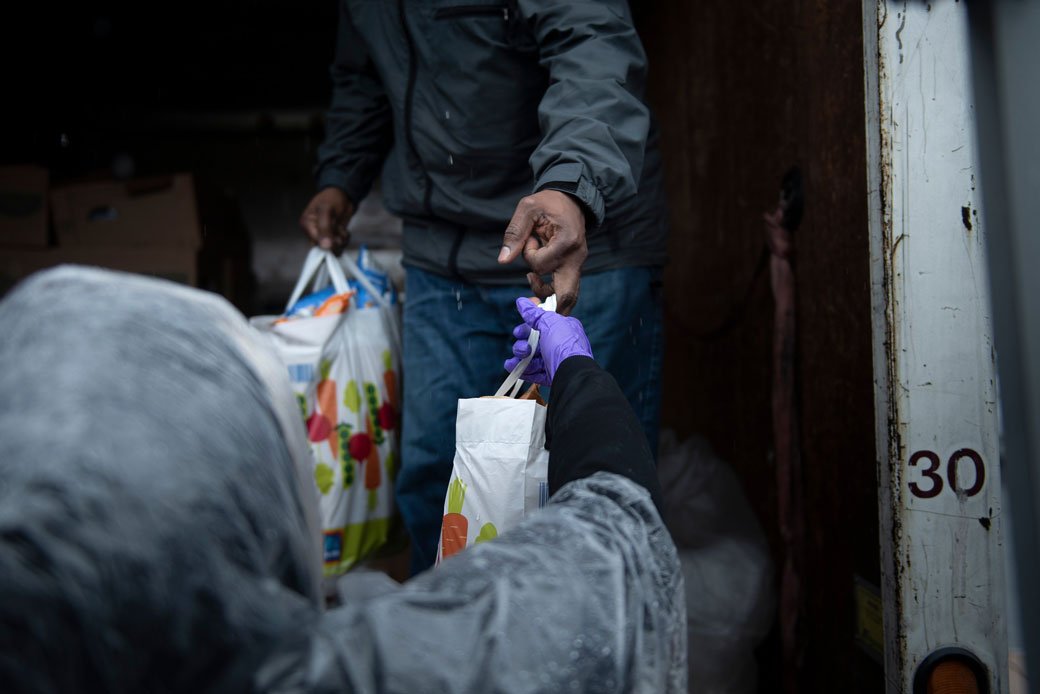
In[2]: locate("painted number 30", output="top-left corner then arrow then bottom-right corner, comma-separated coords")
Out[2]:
908,448 -> 986,499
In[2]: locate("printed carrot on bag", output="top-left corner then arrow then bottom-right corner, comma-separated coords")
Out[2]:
441,477 -> 467,559
317,360 -> 338,458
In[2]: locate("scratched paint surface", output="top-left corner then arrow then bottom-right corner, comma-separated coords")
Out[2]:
871,1 -> 1007,691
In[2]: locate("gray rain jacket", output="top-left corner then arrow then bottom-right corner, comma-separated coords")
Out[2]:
0,267 -> 686,693
316,0 -> 669,284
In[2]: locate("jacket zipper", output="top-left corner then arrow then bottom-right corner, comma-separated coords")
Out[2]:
399,0 -> 434,216
434,5 -> 508,20
447,227 -> 465,280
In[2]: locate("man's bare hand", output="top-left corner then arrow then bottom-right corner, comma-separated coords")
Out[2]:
499,190 -> 588,315
299,187 -> 355,255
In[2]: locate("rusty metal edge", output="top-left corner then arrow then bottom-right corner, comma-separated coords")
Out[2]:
863,0 -> 908,691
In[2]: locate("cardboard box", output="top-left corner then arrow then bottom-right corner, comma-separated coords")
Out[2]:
0,246 -> 198,297
0,166 -> 49,246
51,174 -> 201,249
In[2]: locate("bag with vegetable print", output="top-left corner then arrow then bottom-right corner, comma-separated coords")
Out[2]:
435,298 -> 556,564
251,247 -> 402,583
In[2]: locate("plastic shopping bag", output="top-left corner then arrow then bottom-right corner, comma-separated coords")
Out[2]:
436,298 -> 557,563
250,247 -> 401,579
657,430 -> 775,694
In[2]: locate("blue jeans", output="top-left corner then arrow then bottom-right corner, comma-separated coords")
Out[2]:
397,266 -> 663,573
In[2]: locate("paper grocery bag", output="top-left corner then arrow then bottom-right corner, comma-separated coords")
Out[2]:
436,297 -> 557,563
437,394 -> 549,562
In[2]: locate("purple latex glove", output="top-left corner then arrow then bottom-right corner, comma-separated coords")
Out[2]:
503,297 -> 594,386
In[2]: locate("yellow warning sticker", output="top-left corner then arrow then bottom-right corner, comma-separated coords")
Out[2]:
855,576 -> 884,662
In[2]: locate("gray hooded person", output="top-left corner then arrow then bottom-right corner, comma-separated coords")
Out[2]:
0,266 -> 686,692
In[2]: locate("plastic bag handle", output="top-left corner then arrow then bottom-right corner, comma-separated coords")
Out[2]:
495,330 -> 540,398
339,251 -> 391,310
284,247 -> 391,313
493,295 -> 557,398
285,248 -> 350,313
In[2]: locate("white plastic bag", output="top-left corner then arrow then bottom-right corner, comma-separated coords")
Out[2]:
251,248 -> 402,579
435,298 -> 556,563
657,430 -> 776,694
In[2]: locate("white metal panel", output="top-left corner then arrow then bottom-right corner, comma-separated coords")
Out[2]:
864,1 -> 1008,691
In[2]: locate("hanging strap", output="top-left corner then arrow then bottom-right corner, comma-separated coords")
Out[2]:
493,295 -> 557,398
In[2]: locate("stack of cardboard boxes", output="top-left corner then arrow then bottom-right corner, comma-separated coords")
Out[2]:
0,167 -> 202,295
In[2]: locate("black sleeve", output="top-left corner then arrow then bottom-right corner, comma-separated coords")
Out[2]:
545,355 -> 664,515
314,1 -> 394,203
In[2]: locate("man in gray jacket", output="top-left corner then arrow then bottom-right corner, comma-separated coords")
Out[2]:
301,0 -> 669,573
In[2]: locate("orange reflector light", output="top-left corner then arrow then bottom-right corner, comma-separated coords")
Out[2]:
914,648 -> 988,694
927,658 -> 979,694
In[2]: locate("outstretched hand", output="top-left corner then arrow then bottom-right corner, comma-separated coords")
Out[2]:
498,190 -> 588,316
504,297 -> 593,386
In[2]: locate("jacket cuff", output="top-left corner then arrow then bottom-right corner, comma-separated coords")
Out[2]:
553,354 -> 599,389
315,166 -> 367,208
534,163 -> 606,227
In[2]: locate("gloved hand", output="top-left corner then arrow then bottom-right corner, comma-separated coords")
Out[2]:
504,297 -> 594,386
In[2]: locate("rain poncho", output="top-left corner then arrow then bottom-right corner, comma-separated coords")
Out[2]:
0,266 -> 322,693
0,267 -> 686,693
